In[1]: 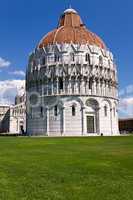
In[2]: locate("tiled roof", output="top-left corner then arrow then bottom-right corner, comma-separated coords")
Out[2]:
39,8 -> 106,49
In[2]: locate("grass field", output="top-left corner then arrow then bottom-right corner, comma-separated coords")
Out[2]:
0,136 -> 133,200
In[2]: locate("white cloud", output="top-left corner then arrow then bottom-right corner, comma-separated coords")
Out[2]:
9,70 -> 25,77
0,57 -> 11,68
119,84 -> 133,118
0,80 -> 25,105
119,97 -> 133,117
119,84 -> 133,98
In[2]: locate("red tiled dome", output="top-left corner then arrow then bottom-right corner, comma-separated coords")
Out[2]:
38,8 -> 106,49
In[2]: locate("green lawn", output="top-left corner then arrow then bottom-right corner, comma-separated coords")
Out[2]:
0,136 -> 133,200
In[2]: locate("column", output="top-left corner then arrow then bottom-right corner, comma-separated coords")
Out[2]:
62,106 -> 65,135
41,80 -> 43,96
93,79 -> 97,95
86,78 -> 89,95
101,80 -> 104,96
17,119 -> 19,133
92,78 -> 95,95
73,78 -> 76,94
108,81 -> 111,97
106,80 -> 108,96
109,81 -> 111,97
104,80 -> 107,96
80,77 -> 84,95
56,77 -> 59,95
46,79 -> 48,96
97,107 -> 101,135
111,83 -> 113,97
63,77 -> 65,94
75,78 -> 79,94
102,80 -> 105,96
51,78 -> 54,95
68,78 -> 70,94
46,107 -> 49,136
97,80 -> 100,96
83,78 -> 86,94
106,81 -> 109,96
69,77 -> 72,94
66,78 -> 68,94
110,108 -> 113,135
81,106 -> 85,135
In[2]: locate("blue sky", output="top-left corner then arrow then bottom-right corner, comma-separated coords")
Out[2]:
0,0 -> 133,116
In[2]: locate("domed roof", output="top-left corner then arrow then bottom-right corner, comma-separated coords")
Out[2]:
38,8 -> 106,49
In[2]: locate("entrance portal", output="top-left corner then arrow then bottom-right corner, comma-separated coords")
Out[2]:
86,116 -> 95,133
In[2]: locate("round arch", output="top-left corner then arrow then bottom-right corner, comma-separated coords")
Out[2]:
63,96 -> 84,108
102,98 -> 112,109
85,98 -> 99,110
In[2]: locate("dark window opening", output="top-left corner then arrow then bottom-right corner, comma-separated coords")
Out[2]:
40,106 -> 43,117
59,78 -> 63,90
99,56 -> 103,65
108,60 -> 110,66
72,105 -> 76,116
89,79 -> 92,90
54,54 -> 59,62
113,107 -> 115,117
104,105 -> 107,117
71,53 -> 75,62
85,53 -> 90,64
54,105 -> 58,116
42,57 -> 46,65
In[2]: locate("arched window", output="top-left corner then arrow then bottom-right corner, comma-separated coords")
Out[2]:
85,53 -> 90,64
59,78 -> 63,90
54,54 -> 59,62
113,107 -> 115,117
104,105 -> 107,117
30,107 -> 33,119
89,78 -> 92,90
54,55 -> 57,62
42,57 -> 46,65
40,106 -> 43,117
71,53 -> 75,62
99,56 -> 103,65
72,105 -> 76,116
54,105 -> 58,116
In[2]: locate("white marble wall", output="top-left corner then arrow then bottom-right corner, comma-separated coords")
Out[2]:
26,95 -> 119,136
9,102 -> 26,134
26,43 -> 119,136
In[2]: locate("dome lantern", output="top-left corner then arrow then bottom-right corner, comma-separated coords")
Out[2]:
64,8 -> 78,14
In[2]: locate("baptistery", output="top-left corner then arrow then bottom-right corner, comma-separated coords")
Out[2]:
26,8 -> 119,136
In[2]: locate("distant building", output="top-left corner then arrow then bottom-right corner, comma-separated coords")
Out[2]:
26,8 -> 119,136
119,118 -> 133,133
9,93 -> 26,134
0,105 -> 10,133
0,92 -> 26,135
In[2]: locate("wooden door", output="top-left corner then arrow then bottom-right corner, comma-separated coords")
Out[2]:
86,116 -> 95,133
